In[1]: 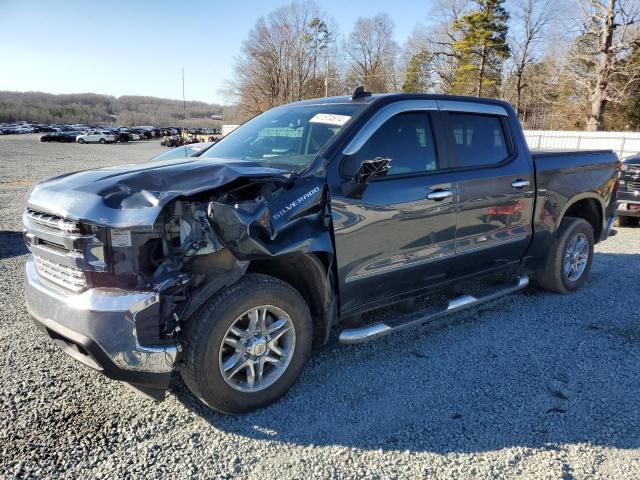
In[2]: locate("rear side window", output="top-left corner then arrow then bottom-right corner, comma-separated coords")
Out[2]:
446,113 -> 509,168
353,112 -> 438,176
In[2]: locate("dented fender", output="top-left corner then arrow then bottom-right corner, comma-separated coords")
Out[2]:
208,176 -> 334,260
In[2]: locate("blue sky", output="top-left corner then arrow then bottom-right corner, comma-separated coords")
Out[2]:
0,0 -> 431,104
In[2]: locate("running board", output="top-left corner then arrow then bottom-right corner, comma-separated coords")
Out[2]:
338,275 -> 529,345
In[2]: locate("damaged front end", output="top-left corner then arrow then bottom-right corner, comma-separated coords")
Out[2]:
24,159 -> 333,399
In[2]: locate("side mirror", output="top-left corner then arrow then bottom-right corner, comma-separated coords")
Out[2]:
340,156 -> 392,198
352,156 -> 392,184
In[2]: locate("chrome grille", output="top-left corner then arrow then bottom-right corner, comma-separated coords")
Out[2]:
24,208 -> 95,292
627,179 -> 640,191
627,166 -> 640,177
33,256 -> 87,292
25,208 -> 80,234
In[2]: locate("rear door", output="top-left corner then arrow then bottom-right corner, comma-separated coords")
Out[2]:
437,101 -> 535,275
329,100 -> 457,312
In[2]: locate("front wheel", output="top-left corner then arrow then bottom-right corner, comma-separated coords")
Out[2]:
78,138 -> 85,144
534,217 -> 594,293
180,274 -> 313,414
99,138 -> 106,144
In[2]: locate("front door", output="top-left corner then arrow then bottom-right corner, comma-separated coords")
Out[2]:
330,107 -> 457,313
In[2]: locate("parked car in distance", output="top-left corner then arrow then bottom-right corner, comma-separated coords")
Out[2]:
40,132 -> 74,143
118,130 -> 141,141
35,125 -> 56,133
617,155 -> 640,226
23,92 -> 618,414
76,130 -> 116,144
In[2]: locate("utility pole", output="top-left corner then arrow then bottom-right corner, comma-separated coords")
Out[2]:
182,67 -> 187,125
182,67 -> 187,157
324,55 -> 329,97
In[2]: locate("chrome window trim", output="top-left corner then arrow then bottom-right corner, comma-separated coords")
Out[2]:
342,99 -> 508,156
342,100 -> 438,155
437,100 -> 508,116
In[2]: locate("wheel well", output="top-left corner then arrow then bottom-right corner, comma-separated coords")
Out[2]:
247,253 -> 334,345
564,198 -> 602,242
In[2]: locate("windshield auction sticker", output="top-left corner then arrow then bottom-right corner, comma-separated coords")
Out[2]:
309,113 -> 351,126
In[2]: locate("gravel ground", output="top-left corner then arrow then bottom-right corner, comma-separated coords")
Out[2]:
1,134 -> 639,479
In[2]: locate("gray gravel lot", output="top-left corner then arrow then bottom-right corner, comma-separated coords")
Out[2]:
1,134 -> 639,479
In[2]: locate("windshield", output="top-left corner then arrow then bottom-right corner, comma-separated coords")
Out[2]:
201,103 -> 362,171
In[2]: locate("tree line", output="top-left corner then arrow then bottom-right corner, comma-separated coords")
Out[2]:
223,0 -> 640,131
0,91 -> 227,127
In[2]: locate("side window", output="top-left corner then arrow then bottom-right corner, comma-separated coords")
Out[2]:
446,113 -> 509,168
354,111 -> 438,176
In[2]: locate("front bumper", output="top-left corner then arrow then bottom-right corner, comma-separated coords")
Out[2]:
616,193 -> 640,217
616,190 -> 640,217
24,255 -> 177,399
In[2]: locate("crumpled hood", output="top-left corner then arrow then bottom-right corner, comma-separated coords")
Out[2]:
27,157 -> 291,229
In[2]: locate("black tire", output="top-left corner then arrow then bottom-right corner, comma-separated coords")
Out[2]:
78,138 -> 85,144
180,274 -> 313,414
533,217 -> 594,294
99,138 -> 106,144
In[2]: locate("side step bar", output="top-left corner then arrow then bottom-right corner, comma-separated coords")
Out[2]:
339,275 -> 529,345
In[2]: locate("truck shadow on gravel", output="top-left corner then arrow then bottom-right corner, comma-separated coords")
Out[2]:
172,251 -> 640,454
0,231 -> 28,259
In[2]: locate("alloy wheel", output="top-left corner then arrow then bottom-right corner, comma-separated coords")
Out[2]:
564,232 -> 589,281
218,305 -> 296,392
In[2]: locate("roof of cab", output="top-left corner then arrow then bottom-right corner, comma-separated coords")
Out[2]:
289,92 -> 514,111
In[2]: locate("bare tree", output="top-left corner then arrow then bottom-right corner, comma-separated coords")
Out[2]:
344,13 -> 399,92
424,0 -> 471,93
578,0 -> 640,130
222,1 -> 337,117
508,0 -> 553,119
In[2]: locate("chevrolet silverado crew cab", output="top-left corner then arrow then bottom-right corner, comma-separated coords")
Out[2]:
617,154 -> 640,226
24,91 -> 619,414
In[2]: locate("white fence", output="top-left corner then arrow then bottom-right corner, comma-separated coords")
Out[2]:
524,130 -> 640,159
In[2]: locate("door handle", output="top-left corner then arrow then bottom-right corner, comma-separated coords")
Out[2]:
511,179 -> 530,189
427,189 -> 453,201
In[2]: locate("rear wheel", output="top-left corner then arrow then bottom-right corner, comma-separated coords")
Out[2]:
534,217 -> 594,293
181,274 -> 313,414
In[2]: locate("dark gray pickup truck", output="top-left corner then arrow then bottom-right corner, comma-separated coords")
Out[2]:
617,155 -> 640,225
23,92 -> 619,413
